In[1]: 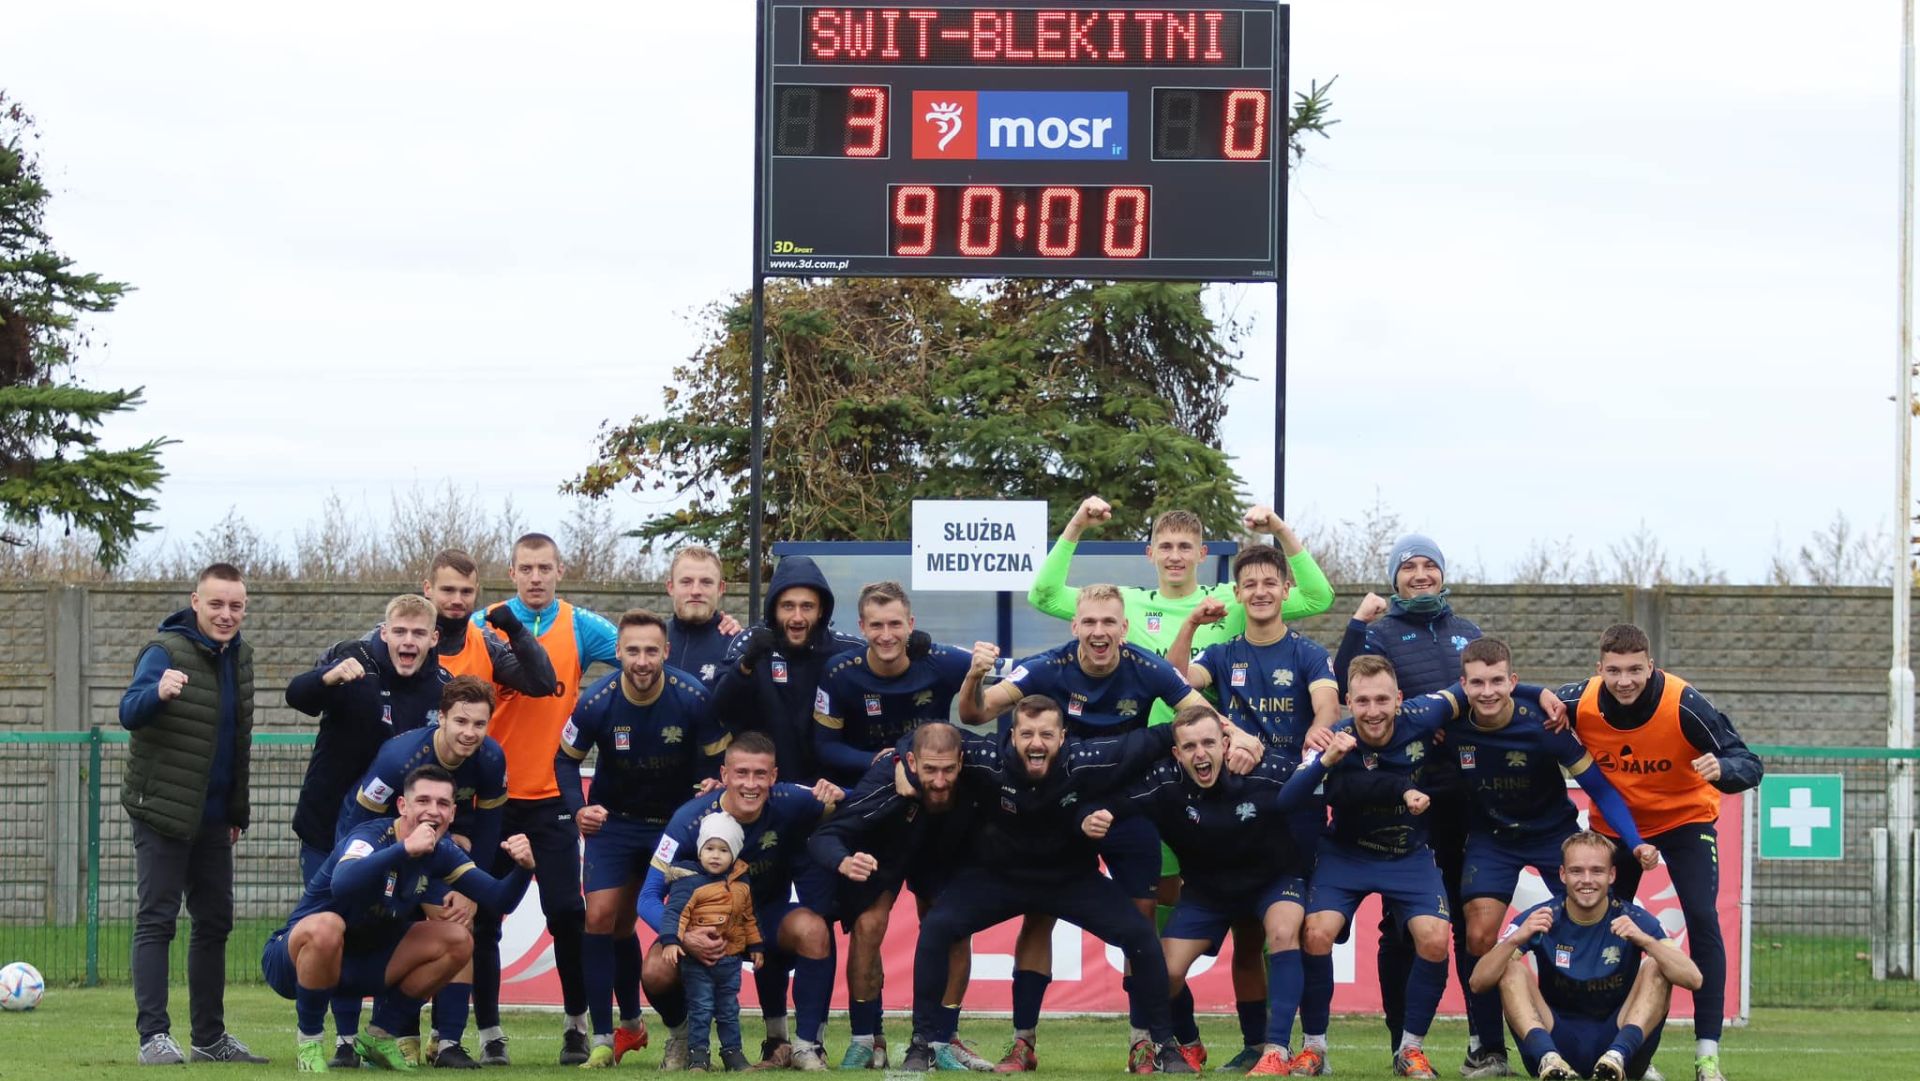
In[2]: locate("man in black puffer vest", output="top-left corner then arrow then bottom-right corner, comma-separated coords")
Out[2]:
118,562 -> 268,1066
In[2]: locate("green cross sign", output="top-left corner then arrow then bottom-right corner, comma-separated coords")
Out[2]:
1758,774 -> 1844,860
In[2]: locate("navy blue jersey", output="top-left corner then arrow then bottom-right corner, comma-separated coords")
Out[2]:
955,725 -> 1177,882
813,645 -> 972,782
1308,689 -> 1460,858
669,615 -> 738,688
558,667 -> 722,825
1445,700 -> 1593,844
1193,631 -> 1337,765
1508,897 -> 1666,1020
647,784 -> 831,911
284,819 -> 476,934
335,727 -> 509,857
1116,749 -> 1300,899
807,745 -> 982,891
1004,640 -> 1192,737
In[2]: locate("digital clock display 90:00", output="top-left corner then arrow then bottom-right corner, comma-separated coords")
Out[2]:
889,184 -> 1150,259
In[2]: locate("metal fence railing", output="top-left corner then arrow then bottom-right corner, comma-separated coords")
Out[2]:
1745,745 -> 1920,1010
4,730 -> 1919,1012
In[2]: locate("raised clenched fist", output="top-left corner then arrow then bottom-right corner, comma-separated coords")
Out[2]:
324,657 -> 368,686
1074,496 -> 1113,529
969,641 -> 1000,678
157,669 -> 190,701
1353,592 -> 1390,624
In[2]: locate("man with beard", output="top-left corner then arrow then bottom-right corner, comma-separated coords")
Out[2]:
420,547 -> 557,698
1331,535 -> 1491,1077
1555,624 -> 1762,1081
1469,831 -> 1701,1081
808,723 -> 983,1070
261,765 -> 538,1073
637,733 -> 846,1071
664,545 -> 743,687
1082,705 -> 1309,1075
286,594 -> 451,1067
555,609 -> 723,1069
712,555 -> 861,1066
958,585 -> 1209,1073
908,695 -> 1261,1074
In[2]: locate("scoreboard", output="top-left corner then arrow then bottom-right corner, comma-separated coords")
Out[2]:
756,1 -> 1288,281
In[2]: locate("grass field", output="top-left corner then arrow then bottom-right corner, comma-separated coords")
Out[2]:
0,988 -> 1912,1080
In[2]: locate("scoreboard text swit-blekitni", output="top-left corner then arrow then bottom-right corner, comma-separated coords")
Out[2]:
759,2 -> 1286,281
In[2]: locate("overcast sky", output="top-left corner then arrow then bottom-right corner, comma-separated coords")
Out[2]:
1,1 -> 1907,581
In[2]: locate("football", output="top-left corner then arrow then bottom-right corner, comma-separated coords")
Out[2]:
0,961 -> 44,1011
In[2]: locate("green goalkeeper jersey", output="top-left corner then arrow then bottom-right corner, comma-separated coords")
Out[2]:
1025,537 -> 1336,724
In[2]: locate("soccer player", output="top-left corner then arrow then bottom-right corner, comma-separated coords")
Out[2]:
711,555 -> 860,1066
288,594 -> 451,884
714,554 -> 864,784
419,547 -> 558,697
1330,534 -> 1490,1075
1446,638 -> 1658,1078
1556,624 -> 1763,1081
1282,656 -> 1564,1079
808,723 -> 983,1070
261,765 -> 536,1073
1028,498 -> 1335,1062
1167,542 -> 1340,1070
554,608 -> 723,1069
958,585 -> 1210,1072
636,733 -> 845,1071
663,545 -> 744,686
909,696 -> 1257,1074
1468,831 -> 1703,1081
812,580 -> 972,785
332,674 -> 509,1068
119,562 -> 267,1066
1083,704 -> 1309,1076
471,532 -> 621,1065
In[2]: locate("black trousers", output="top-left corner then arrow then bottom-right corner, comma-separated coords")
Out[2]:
1613,822 -> 1726,1041
473,797 -> 587,1022
131,818 -> 234,1045
1377,791 -> 1476,1049
912,867 -> 1171,1044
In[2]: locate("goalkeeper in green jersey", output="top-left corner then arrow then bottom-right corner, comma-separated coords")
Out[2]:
1023,496 -> 1336,1071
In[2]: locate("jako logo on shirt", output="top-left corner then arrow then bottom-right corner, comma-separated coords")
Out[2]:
912,90 -> 1127,160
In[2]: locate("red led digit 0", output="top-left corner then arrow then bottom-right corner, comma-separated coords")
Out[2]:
893,185 -> 936,255
1223,90 -> 1267,160
845,87 -> 886,157
1102,188 -> 1148,257
1037,187 -> 1081,256
958,185 -> 1003,255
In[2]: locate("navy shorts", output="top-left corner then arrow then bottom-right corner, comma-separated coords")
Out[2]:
584,816 -> 663,894
1162,876 -> 1305,952
1099,816 -> 1163,900
1305,843 -> 1449,929
1461,830 -> 1568,904
261,926 -> 398,1000
1518,1013 -> 1662,1078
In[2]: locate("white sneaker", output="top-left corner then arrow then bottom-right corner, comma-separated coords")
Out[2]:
791,1043 -> 830,1071
139,1033 -> 186,1066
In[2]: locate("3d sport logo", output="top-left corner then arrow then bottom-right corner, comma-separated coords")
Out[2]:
912,90 -> 1127,160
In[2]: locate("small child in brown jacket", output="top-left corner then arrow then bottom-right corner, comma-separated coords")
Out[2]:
660,813 -> 763,1071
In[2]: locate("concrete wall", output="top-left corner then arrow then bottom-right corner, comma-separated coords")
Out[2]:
0,581 -> 1912,935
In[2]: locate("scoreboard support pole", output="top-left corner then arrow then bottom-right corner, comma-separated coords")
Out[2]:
1272,3 -> 1290,517
748,0 -> 769,615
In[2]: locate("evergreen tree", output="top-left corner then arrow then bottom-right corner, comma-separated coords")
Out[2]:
0,92 -> 169,568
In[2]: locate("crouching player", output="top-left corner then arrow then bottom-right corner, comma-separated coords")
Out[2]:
1083,704 -> 1308,1075
1468,831 -> 1701,1081
262,765 -> 536,1072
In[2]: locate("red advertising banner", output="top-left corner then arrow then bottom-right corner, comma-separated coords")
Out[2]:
502,794 -> 1745,1022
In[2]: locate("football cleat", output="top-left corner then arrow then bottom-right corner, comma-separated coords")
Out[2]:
614,1021 -> 649,1064
993,1038 -> 1037,1073
1287,1048 -> 1329,1076
1393,1048 -> 1436,1079
1247,1049 -> 1293,1076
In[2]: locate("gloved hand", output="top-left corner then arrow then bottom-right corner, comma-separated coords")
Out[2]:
906,630 -> 933,661
484,605 -> 524,635
738,625 -> 778,673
